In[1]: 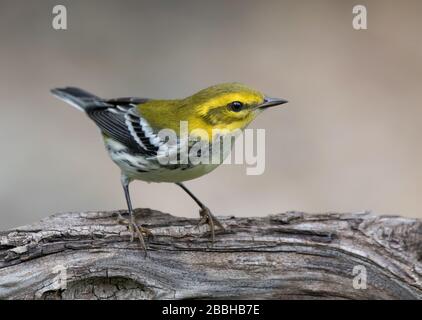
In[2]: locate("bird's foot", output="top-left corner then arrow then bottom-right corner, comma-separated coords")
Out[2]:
197,207 -> 225,243
116,212 -> 153,254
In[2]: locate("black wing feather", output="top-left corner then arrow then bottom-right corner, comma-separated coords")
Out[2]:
52,87 -> 156,156
87,98 -> 159,156
87,109 -> 145,153
106,97 -> 150,106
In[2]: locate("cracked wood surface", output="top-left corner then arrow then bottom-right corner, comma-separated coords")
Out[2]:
0,209 -> 421,299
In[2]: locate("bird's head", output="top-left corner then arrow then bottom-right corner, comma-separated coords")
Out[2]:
182,83 -> 288,136
137,83 -> 288,141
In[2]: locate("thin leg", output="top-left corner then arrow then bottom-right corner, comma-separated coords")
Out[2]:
121,174 -> 149,254
176,182 -> 207,209
176,182 -> 224,242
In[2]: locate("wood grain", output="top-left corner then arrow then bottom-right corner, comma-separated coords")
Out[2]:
0,209 -> 420,299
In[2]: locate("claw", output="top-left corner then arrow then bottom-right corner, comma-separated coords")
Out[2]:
198,207 -> 225,243
116,213 -> 152,255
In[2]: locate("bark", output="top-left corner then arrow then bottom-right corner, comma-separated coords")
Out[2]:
0,209 -> 420,300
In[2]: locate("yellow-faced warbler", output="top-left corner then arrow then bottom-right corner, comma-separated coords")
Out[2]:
51,83 -> 288,252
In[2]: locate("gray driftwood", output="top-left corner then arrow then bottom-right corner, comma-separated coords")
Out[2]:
0,209 -> 420,299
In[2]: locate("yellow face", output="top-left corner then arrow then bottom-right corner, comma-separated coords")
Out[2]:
184,83 -> 266,136
137,82 -> 287,141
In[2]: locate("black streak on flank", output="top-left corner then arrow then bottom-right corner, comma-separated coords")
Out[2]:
122,159 -> 136,168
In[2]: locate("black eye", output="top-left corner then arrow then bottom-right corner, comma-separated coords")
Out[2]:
228,101 -> 244,112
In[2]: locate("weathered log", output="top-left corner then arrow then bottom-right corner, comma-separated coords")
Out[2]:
0,209 -> 420,300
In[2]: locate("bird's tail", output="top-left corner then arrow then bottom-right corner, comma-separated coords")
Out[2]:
51,87 -> 108,112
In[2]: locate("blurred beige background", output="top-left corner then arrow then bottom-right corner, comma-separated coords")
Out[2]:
1,0 -> 421,229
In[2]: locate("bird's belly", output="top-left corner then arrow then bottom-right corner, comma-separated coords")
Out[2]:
135,163 -> 219,183
113,154 -> 219,183
104,137 -> 220,183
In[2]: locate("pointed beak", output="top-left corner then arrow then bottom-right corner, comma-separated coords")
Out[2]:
259,96 -> 289,109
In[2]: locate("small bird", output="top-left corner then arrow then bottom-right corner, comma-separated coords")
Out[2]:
51,83 -> 287,252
